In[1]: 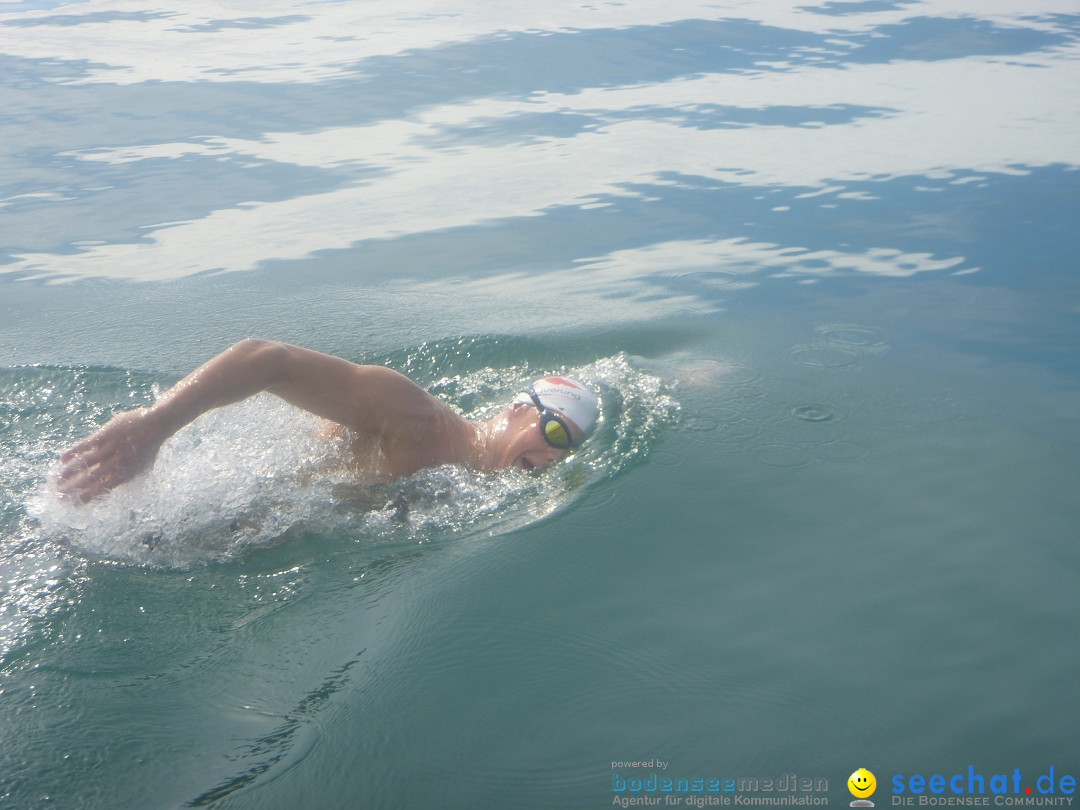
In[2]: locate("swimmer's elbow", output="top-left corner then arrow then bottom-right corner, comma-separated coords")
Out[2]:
229,338 -> 292,385
232,337 -> 284,357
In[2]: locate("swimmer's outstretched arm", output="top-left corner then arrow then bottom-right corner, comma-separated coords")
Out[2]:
57,338 -> 432,502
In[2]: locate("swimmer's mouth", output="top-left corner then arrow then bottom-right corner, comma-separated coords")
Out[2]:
519,457 -> 539,474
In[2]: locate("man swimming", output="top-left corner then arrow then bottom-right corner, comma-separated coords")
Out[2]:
56,339 -> 599,503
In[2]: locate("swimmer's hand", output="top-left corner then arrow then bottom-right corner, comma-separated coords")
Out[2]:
57,408 -> 165,503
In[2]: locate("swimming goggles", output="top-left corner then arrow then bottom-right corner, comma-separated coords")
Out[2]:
524,388 -> 576,449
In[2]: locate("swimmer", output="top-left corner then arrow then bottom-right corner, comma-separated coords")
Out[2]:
56,338 -> 598,503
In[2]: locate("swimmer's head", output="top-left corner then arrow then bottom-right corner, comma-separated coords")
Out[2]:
513,376 -> 599,443
487,376 -> 598,473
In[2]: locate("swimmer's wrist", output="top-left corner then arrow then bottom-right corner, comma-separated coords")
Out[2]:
143,395 -> 195,441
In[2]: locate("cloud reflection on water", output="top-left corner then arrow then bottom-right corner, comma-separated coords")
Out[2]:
1,0 -> 1077,292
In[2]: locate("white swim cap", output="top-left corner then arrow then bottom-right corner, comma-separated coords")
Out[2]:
515,376 -> 599,436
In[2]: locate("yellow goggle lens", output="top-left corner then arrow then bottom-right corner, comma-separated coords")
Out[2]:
543,417 -> 571,448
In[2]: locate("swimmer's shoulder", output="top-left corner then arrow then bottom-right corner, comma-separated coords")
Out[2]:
352,365 -> 445,416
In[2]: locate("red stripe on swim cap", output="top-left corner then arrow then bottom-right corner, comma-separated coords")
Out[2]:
543,376 -> 581,388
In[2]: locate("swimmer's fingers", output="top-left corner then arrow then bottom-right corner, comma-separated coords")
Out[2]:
56,435 -> 123,493
57,440 -> 110,479
59,413 -> 126,468
56,464 -> 98,502
56,446 -> 119,501
56,409 -> 160,502
59,432 -> 102,464
57,453 -> 142,502
57,467 -> 116,503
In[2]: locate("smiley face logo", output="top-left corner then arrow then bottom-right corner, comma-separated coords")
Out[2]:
848,768 -> 877,799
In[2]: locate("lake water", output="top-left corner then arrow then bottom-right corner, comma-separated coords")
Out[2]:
2,1 -> 1078,808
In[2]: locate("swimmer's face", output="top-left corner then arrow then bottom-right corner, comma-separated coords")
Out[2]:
500,402 -> 577,473
848,769 -> 876,799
